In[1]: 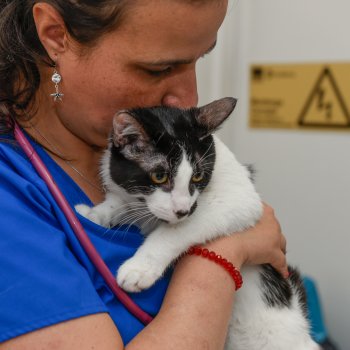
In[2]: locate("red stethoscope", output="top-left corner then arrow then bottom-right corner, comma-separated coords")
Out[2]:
13,122 -> 153,325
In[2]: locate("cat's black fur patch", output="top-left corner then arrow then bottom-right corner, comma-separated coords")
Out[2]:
260,264 -> 308,316
245,164 -> 256,183
260,264 -> 292,308
189,201 -> 198,216
289,266 -> 308,317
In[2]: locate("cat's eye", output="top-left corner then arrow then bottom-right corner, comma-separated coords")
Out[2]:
192,171 -> 204,183
150,172 -> 169,184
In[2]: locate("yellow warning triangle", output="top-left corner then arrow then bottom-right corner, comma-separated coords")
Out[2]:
298,67 -> 350,127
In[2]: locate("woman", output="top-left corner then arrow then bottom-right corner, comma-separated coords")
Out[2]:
0,1 -> 288,349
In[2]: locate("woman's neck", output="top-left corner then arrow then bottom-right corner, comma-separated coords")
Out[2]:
21,102 -> 106,205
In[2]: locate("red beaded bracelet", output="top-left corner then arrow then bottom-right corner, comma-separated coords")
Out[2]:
187,246 -> 243,291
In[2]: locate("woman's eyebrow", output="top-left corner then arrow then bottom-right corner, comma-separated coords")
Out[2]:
139,40 -> 217,67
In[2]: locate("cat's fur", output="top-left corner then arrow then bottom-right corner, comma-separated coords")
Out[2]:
76,98 -> 319,350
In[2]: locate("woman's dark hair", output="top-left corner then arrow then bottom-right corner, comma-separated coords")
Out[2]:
0,0 -> 130,135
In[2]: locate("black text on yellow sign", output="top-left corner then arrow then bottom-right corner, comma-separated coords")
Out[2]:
249,63 -> 350,131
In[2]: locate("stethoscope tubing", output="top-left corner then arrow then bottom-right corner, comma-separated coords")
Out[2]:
13,122 -> 153,325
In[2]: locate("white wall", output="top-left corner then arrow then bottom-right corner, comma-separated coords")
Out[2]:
197,1 -> 350,349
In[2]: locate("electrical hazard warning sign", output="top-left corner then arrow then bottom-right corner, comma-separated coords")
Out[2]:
249,63 -> 350,130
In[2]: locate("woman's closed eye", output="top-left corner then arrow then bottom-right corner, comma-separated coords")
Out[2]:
145,66 -> 173,77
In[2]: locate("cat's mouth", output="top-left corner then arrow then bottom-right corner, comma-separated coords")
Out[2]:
156,216 -> 187,225
153,202 -> 198,225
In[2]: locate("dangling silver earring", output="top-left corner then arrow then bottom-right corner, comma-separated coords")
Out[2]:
50,64 -> 64,101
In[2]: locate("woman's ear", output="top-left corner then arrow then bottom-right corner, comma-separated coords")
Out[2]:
32,3 -> 68,59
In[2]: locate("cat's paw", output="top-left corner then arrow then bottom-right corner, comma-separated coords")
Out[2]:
75,204 -> 104,226
117,257 -> 163,292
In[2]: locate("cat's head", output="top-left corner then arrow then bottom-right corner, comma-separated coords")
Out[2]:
109,97 -> 237,225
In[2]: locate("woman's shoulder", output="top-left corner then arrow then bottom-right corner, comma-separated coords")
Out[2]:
0,136 -> 29,163
0,137 -> 54,211
0,134 -> 88,208
0,139 -> 110,343
0,136 -> 39,181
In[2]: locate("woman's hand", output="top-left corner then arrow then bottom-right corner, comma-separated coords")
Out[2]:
237,203 -> 288,277
205,202 -> 288,278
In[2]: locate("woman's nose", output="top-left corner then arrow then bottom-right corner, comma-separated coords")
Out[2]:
161,67 -> 198,108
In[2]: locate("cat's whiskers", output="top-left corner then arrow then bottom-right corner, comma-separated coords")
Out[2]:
119,201 -> 147,209
147,205 -> 172,220
154,132 -> 165,146
165,143 -> 179,160
117,210 -> 149,225
135,212 -> 157,232
113,201 -> 145,211
121,211 -> 155,233
113,200 -> 163,233
116,206 -> 150,225
195,152 -> 215,168
108,204 -> 148,227
200,163 -> 216,171
104,212 -> 147,239
196,141 -> 213,160
194,141 -> 214,167
97,201 -> 149,238
123,200 -> 149,211
202,167 -> 215,174
201,157 -> 216,163
140,213 -> 159,232
201,161 -> 215,166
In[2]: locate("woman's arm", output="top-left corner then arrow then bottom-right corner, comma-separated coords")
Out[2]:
0,250 -> 239,350
128,203 -> 287,349
0,204 -> 286,350
128,241 -> 241,349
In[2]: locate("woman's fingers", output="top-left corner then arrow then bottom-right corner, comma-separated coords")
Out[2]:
281,234 -> 287,254
271,252 -> 289,279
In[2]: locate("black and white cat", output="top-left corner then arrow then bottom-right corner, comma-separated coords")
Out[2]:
76,98 -> 319,350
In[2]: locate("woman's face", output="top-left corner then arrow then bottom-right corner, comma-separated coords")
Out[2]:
50,0 -> 228,147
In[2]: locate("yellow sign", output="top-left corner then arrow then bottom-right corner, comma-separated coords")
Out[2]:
249,63 -> 350,130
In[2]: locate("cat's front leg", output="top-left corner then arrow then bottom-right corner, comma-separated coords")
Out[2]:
116,252 -> 165,293
75,192 -> 124,227
117,224 -> 189,292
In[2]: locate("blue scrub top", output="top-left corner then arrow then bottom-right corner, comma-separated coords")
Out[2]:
0,133 -> 171,344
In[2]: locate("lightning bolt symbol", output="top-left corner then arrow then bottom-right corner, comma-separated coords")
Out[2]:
316,87 -> 332,120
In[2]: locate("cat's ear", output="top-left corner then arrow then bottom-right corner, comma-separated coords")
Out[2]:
196,97 -> 237,138
112,111 -> 149,149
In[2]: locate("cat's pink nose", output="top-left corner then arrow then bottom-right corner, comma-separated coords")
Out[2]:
175,210 -> 189,219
